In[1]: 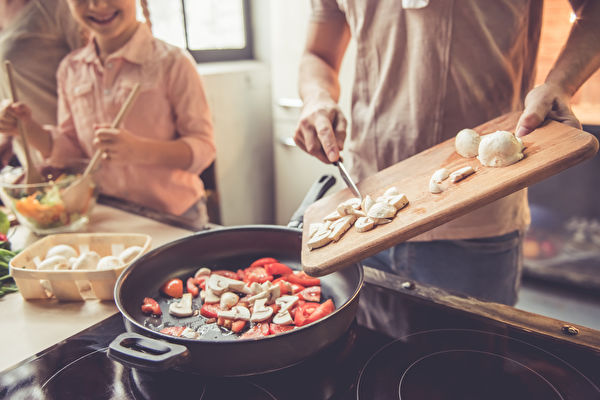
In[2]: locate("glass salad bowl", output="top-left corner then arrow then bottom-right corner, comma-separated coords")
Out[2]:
0,161 -> 98,235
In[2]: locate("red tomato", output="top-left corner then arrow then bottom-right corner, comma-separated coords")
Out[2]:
194,276 -> 207,289
160,326 -> 185,337
160,279 -> 183,298
284,271 -> 320,287
200,303 -> 221,318
249,257 -> 278,269
212,270 -> 239,280
264,262 -> 293,276
304,299 -> 335,325
244,267 -> 273,284
294,302 -> 320,327
298,286 -> 321,302
141,297 -> 162,316
241,323 -> 270,338
236,269 -> 246,281
186,278 -> 199,297
269,324 -> 295,335
0,233 -> 7,242
232,320 -> 247,333
272,278 -> 304,295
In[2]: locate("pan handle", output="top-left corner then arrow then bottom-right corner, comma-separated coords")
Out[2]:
287,174 -> 336,229
107,332 -> 190,371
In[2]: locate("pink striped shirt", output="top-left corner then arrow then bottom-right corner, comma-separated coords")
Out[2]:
49,24 -> 215,216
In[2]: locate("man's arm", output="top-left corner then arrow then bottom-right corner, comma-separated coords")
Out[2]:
516,0 -> 600,136
295,19 -> 351,163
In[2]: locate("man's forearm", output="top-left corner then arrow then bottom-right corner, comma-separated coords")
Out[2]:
545,0 -> 600,96
298,52 -> 342,104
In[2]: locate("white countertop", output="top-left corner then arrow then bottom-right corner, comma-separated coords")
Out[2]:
0,204 -> 195,372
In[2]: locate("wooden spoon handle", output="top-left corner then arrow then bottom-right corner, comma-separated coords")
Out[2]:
84,82 -> 141,177
4,60 -> 42,183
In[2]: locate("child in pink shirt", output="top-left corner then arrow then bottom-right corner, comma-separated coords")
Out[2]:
0,0 -> 216,225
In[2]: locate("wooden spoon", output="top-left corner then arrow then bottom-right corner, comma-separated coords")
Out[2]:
4,60 -> 45,185
61,83 -> 141,214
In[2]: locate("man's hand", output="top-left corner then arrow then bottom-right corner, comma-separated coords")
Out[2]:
516,83 -> 581,138
294,96 -> 347,164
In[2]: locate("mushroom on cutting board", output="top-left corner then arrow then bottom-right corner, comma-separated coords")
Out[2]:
477,130 -> 524,167
455,128 -> 481,158
355,217 -> 375,232
449,166 -> 476,183
169,293 -> 194,317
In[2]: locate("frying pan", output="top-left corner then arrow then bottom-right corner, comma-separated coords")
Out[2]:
108,175 -> 364,376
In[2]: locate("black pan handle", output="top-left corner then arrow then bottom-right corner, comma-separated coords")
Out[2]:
107,332 -> 190,372
287,174 -> 336,229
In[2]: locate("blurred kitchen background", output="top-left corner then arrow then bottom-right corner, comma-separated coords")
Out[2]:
143,1 -> 600,328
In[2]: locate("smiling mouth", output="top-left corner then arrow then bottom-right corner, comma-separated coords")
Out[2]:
88,10 -> 119,25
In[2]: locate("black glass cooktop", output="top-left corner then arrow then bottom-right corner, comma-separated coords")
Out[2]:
1,271 -> 599,400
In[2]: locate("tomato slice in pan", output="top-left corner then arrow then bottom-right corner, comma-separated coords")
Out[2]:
249,257 -> 278,269
284,271 -> 320,287
186,277 -> 199,297
160,326 -> 185,337
160,278 -> 183,298
200,303 -> 221,318
264,262 -> 293,276
241,323 -> 270,338
212,270 -> 239,280
294,302 -> 320,327
244,267 -> 273,283
141,297 -> 162,316
269,324 -> 295,335
232,320 -> 247,333
297,286 -> 321,302
304,299 -> 335,325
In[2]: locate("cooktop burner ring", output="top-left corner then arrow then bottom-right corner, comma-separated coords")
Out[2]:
357,328 -> 599,400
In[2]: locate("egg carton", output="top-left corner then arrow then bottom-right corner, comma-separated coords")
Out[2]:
9,233 -> 151,301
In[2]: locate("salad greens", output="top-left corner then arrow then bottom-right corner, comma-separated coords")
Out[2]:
0,209 -> 18,297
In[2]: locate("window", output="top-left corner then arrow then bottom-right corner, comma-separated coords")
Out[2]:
140,0 -> 253,62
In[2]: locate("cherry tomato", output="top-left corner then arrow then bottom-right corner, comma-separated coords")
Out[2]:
269,324 -> 295,335
141,297 -> 162,316
160,326 -> 185,337
186,277 -> 199,297
249,257 -> 278,269
212,270 -> 239,280
304,299 -> 335,325
200,303 -> 221,318
264,262 -> 293,276
241,323 -> 270,338
298,286 -> 321,302
284,271 -> 320,287
160,278 -> 183,298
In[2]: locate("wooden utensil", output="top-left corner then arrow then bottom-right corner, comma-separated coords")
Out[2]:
301,112 -> 599,277
61,83 -> 141,213
4,61 -> 44,185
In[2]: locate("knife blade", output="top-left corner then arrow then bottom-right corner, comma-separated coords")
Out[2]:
333,160 -> 362,201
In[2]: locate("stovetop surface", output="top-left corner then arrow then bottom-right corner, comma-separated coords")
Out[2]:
2,281 -> 599,400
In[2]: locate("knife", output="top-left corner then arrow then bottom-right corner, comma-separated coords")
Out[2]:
333,160 -> 362,202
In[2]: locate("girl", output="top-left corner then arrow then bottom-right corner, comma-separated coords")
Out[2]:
0,0 -> 216,226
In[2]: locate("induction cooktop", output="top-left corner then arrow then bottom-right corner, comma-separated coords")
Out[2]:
1,267 -> 598,400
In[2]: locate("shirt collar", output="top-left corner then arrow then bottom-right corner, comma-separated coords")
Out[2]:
71,23 -> 153,65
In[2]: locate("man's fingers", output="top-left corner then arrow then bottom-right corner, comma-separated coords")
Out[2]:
333,112 -> 347,151
516,100 -> 550,137
313,114 -> 339,162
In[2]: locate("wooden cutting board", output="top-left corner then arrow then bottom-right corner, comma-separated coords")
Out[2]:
301,112 -> 599,277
